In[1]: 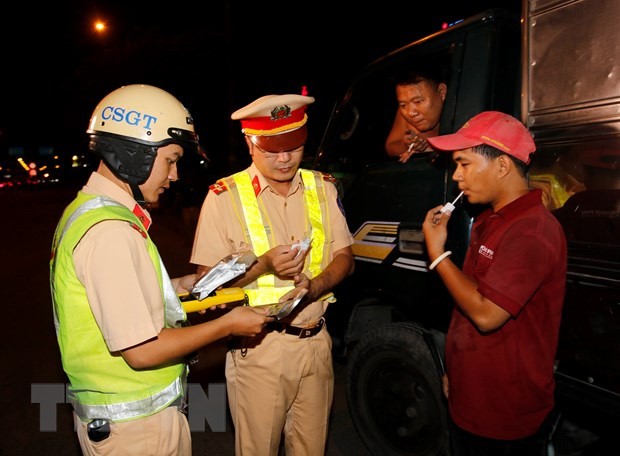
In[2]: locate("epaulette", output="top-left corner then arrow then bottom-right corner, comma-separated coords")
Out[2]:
129,222 -> 148,239
321,172 -> 337,183
209,180 -> 228,195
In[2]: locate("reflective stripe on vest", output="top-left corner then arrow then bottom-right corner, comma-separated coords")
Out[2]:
69,371 -> 187,422
231,169 -> 328,306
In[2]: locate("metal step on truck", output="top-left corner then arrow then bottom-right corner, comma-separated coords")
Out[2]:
312,1 -> 620,454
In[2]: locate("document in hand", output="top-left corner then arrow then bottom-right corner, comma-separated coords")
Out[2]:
191,251 -> 257,300
254,288 -> 309,320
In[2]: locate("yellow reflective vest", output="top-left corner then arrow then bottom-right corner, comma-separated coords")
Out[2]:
225,169 -> 332,306
50,192 -> 187,422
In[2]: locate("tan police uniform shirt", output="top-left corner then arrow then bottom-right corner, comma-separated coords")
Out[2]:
191,163 -> 354,326
73,172 -> 165,352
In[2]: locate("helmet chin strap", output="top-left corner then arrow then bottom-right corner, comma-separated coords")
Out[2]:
130,183 -> 146,207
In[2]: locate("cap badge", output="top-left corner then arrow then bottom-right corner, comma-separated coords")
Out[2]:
270,105 -> 292,121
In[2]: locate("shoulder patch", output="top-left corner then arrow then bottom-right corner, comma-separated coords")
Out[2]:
132,204 -> 151,231
321,172 -> 337,183
209,180 -> 228,195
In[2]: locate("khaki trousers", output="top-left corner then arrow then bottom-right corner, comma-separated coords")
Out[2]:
74,406 -> 191,456
226,326 -> 334,456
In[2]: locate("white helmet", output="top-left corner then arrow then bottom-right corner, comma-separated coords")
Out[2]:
87,84 -> 207,185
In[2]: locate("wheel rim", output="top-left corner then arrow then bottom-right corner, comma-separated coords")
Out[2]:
353,352 -> 443,454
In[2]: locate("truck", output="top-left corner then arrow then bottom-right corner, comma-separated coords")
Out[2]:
312,1 -> 620,454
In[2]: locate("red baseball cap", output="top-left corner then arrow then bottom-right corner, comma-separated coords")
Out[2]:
231,94 -> 315,152
427,111 -> 536,164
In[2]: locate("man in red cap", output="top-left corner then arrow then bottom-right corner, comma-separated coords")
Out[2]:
422,111 -> 567,455
191,94 -> 354,455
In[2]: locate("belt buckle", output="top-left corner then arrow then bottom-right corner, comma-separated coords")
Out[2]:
298,318 -> 324,339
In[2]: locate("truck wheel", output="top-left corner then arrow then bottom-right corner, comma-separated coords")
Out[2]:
346,322 -> 448,456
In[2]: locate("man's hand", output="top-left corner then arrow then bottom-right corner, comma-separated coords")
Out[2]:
224,306 -> 274,337
422,205 -> 450,260
279,273 -> 311,302
400,131 -> 429,163
262,244 -> 308,278
172,273 -> 198,294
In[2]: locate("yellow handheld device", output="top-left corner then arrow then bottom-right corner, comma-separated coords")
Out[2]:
179,287 -> 247,313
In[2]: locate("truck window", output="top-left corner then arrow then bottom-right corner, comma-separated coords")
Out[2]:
318,50 -> 453,173
530,137 -> 619,248
384,64 -> 449,158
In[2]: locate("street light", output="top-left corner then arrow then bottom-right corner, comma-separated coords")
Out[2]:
94,20 -> 106,34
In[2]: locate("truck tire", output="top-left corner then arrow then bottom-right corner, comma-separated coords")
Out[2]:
346,322 -> 448,456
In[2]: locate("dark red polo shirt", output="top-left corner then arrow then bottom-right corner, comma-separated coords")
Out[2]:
446,188 -> 567,440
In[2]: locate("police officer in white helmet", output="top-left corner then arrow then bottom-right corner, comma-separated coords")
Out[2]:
50,84 -> 273,455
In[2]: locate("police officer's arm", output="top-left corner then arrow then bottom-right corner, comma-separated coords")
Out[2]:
422,206 -> 511,333
199,244 -> 309,288
202,244 -> 354,302
290,246 -> 354,302
121,273 -> 272,369
120,306 -> 272,369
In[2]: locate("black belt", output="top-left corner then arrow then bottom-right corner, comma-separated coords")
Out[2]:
267,317 -> 325,339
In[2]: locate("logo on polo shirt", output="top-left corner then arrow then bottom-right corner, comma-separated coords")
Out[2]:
478,245 -> 494,259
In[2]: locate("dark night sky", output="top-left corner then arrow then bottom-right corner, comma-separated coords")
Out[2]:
0,1 -> 521,174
